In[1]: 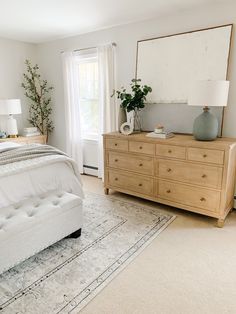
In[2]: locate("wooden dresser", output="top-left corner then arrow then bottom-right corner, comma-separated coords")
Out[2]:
103,132 -> 236,227
0,135 -> 46,144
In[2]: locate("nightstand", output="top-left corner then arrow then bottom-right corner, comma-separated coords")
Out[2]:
0,135 -> 47,144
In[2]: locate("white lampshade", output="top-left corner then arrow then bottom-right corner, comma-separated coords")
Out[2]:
0,99 -> 22,115
188,80 -> 230,107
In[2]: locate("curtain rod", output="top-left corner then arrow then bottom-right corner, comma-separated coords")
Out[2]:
61,42 -> 116,54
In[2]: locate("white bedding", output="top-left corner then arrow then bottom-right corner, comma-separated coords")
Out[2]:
0,142 -> 22,153
0,148 -> 84,208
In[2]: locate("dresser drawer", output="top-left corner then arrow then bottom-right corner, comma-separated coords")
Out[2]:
158,180 -> 220,212
187,148 -> 224,165
158,160 -> 223,189
129,141 -> 155,155
106,138 -> 128,152
108,170 -> 154,195
156,144 -> 186,160
108,152 -> 154,175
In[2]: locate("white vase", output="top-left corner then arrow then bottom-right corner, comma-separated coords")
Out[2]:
118,107 -> 127,132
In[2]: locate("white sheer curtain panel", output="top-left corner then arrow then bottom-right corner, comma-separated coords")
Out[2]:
61,51 -> 83,173
98,43 -> 118,179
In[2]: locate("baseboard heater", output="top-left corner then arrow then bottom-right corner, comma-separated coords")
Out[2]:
83,165 -> 98,176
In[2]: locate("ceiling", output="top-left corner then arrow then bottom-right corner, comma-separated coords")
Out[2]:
0,0 -> 232,43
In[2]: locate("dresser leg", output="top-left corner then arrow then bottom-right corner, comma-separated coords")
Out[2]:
216,218 -> 225,228
104,188 -> 109,195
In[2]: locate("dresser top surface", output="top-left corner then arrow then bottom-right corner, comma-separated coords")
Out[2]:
103,132 -> 236,149
0,135 -> 46,142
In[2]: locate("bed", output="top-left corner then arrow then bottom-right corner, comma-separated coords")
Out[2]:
0,142 -> 84,274
0,142 -> 84,208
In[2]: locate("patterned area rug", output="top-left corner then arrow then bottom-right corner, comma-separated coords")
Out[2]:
0,192 -> 175,314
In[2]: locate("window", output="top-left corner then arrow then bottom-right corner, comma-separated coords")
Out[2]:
77,53 -> 99,140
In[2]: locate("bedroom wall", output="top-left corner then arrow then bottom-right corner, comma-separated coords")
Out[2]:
0,37 -> 36,134
36,1 -> 236,151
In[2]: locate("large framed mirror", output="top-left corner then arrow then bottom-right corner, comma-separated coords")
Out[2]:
136,24 -> 232,134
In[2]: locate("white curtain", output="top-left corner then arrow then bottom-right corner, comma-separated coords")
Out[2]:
61,51 -> 83,173
98,44 -> 118,179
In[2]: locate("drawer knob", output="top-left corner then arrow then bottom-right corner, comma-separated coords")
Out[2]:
166,189 -> 171,194
167,168 -> 172,172
168,150 -> 172,153
202,174 -> 207,178
203,154 -> 207,158
115,159 -> 118,162
115,143 -> 118,146
139,146 -> 143,149
138,183 -> 143,187
200,197 -> 206,202
139,163 -> 143,167
115,177 -> 118,181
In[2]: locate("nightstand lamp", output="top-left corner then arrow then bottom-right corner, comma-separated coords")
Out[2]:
188,80 -> 229,141
0,99 -> 22,137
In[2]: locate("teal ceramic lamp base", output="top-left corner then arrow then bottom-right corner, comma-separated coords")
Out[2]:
193,107 -> 218,141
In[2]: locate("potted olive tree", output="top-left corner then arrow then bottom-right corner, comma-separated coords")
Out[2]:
22,60 -> 54,142
113,79 -> 152,132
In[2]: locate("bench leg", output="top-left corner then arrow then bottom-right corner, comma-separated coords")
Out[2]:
68,228 -> 82,238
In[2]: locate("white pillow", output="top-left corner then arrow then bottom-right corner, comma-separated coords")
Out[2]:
0,142 -> 22,153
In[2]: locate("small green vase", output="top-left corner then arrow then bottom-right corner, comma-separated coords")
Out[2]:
133,108 -> 142,132
193,109 -> 218,141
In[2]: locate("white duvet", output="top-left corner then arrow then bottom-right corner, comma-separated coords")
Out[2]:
0,143 -> 84,208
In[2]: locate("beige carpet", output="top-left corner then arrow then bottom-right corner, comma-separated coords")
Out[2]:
80,175 -> 236,314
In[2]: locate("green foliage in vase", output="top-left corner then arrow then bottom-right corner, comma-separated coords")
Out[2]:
112,79 -> 152,112
21,59 -> 54,140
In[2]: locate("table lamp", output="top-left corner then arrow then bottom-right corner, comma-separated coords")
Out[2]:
0,99 -> 22,137
188,80 -> 229,141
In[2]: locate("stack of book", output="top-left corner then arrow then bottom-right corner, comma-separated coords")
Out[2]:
23,127 -> 41,137
146,131 -> 174,139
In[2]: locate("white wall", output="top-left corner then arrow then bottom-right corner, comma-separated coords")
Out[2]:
0,37 -> 36,133
36,1 -> 236,151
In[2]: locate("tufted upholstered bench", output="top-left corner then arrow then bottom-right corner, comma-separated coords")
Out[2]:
0,190 -> 83,274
